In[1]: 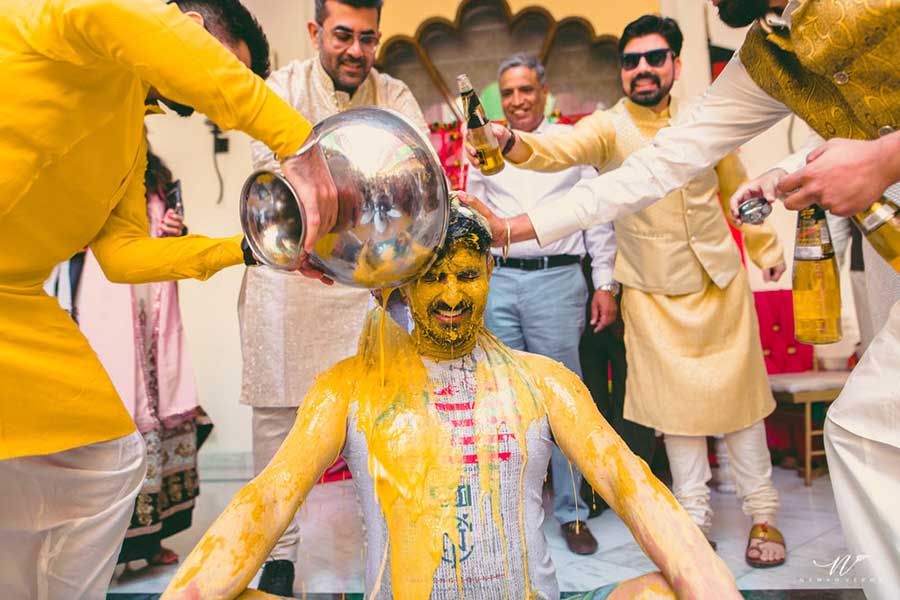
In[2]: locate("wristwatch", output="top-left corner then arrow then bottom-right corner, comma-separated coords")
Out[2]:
241,237 -> 260,266
597,282 -> 621,295
501,128 -> 517,156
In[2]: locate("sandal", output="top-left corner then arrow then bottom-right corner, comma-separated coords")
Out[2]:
745,523 -> 786,568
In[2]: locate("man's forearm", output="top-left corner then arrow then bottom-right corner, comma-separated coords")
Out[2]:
162,479 -> 297,599
540,363 -> 739,599
508,214 -> 537,244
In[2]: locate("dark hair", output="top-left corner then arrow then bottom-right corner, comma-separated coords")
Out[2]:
315,0 -> 384,25
497,53 -> 546,85
618,14 -> 683,57
172,0 -> 271,78
436,198 -> 492,261
145,149 -> 173,196
715,0 -> 770,28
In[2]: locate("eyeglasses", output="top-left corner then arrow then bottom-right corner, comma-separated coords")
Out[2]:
323,27 -> 381,52
620,49 -> 673,71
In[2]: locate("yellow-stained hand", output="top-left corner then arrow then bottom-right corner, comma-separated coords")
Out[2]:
778,134 -> 900,216
728,168 -> 786,224
532,355 -> 742,600
590,290 -> 618,333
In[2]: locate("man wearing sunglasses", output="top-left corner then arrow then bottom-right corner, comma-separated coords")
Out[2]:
242,0 -> 429,595
464,14 -> 788,569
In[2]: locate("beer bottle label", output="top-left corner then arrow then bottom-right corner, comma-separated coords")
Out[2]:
463,93 -> 488,128
794,246 -> 827,261
856,201 -> 900,234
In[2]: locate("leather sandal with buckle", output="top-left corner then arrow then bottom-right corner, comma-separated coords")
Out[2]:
746,522 -> 786,568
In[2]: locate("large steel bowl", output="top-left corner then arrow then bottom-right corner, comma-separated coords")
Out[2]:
240,107 -> 449,288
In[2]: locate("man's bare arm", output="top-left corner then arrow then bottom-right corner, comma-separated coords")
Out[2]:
162,368 -> 352,600
533,357 -> 740,600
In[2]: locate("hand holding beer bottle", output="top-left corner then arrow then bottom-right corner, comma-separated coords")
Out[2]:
458,73 -> 505,175
732,167 -> 900,274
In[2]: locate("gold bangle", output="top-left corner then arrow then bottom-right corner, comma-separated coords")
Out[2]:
503,219 -> 511,259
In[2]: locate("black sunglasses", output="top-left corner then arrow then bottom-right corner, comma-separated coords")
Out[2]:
620,49 -> 673,71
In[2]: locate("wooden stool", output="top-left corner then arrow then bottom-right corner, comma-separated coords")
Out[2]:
769,371 -> 850,486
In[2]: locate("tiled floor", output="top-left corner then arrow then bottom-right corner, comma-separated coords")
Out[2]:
109,467 -> 864,597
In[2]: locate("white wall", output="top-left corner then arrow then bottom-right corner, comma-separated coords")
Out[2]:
146,0 -> 315,467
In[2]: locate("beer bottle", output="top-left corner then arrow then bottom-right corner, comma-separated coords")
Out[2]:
458,73 -> 504,176
792,205 -> 842,344
851,197 -> 900,274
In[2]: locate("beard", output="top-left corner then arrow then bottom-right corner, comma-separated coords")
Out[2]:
716,0 -> 771,28
628,72 -> 673,108
321,53 -> 371,95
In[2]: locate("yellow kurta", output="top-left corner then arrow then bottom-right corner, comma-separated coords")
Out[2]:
241,57 -> 429,407
514,98 -> 782,434
0,0 -> 313,459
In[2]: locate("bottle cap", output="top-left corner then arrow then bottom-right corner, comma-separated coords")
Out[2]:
738,197 -> 772,224
457,74 -> 473,94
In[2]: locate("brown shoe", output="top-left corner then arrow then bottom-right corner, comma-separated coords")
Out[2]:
561,521 -> 598,555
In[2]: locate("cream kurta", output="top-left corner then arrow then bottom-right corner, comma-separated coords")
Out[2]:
515,97 -> 783,434
241,57 -> 428,407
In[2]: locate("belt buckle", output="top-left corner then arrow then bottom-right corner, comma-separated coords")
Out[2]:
541,256 -> 549,269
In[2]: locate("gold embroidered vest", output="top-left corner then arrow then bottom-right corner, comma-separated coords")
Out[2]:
603,98 -> 743,295
740,0 -> 900,141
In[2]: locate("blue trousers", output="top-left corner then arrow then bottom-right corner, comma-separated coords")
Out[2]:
484,262 -> 590,525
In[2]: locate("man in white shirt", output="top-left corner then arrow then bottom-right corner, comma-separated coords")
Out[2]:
462,1 -> 900,596
242,0 -> 428,594
465,54 -> 617,555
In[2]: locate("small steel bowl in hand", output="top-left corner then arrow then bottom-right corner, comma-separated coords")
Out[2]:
737,196 -> 773,225
240,107 -> 449,288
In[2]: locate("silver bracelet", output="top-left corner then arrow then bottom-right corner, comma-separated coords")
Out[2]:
275,134 -> 319,162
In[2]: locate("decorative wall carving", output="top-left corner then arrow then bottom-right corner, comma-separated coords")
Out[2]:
377,0 -> 624,123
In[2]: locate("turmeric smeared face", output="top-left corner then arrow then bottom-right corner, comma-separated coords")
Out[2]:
407,242 -> 491,358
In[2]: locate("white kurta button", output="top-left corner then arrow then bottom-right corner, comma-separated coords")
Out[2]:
833,71 -> 850,85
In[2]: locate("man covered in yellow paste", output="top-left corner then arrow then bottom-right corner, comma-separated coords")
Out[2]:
465,15 -> 787,567
164,200 -> 740,600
